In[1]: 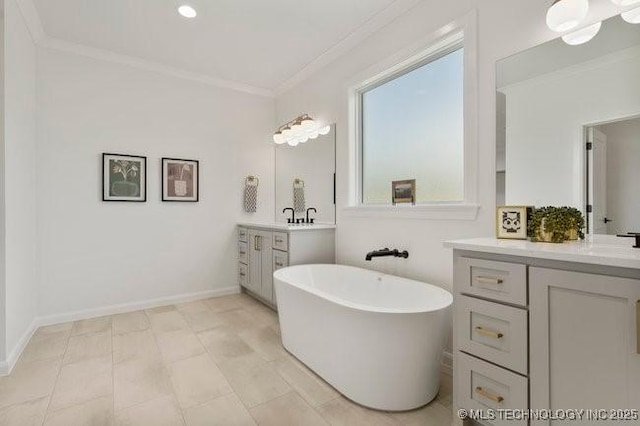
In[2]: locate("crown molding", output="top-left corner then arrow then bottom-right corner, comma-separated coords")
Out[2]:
14,0 -> 274,97
41,37 -> 275,97
14,0 -> 45,43
14,0 -> 420,98
273,0 -> 424,96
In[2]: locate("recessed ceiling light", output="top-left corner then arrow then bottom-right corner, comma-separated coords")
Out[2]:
178,5 -> 197,19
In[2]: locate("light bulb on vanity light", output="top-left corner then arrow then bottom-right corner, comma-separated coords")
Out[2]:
622,6 -> 640,23
273,131 -> 285,144
546,0 -> 589,32
290,119 -> 303,136
562,21 -> 602,45
318,125 -> 331,136
301,116 -> 316,130
287,138 -> 300,147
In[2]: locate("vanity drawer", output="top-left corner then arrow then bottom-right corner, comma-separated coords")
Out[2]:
238,263 -> 248,287
238,227 -> 248,243
272,250 -> 289,271
457,295 -> 528,375
272,232 -> 288,251
238,241 -> 248,264
457,352 -> 528,426
456,257 -> 527,306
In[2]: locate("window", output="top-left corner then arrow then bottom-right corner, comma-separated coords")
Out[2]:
359,44 -> 464,205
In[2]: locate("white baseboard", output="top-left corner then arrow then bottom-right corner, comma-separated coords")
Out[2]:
441,350 -> 453,376
0,286 -> 240,376
0,317 -> 39,376
35,286 -> 240,328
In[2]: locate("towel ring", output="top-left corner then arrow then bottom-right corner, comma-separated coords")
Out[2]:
245,176 -> 259,186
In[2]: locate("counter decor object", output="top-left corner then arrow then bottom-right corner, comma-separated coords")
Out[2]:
496,206 -> 531,240
528,206 -> 585,243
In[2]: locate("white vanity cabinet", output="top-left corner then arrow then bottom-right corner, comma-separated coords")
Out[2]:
529,268 -> 640,424
446,238 -> 640,426
238,223 -> 335,308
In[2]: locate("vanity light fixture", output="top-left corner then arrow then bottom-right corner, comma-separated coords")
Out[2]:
562,21 -> 602,45
622,6 -> 640,23
546,0 -> 589,32
272,114 -> 330,146
178,5 -> 197,18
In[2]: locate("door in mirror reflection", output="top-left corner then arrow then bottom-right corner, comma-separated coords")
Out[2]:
587,116 -> 640,235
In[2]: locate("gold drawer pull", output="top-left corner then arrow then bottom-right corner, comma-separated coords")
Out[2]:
239,251 -> 246,255
475,386 -> 504,403
239,272 -> 246,277
275,262 -> 284,268
275,238 -> 283,243
474,326 -> 504,339
476,276 -> 504,285
636,300 -> 639,355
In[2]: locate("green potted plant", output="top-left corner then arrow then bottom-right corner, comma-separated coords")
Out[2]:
528,206 -> 585,243
561,206 -> 585,240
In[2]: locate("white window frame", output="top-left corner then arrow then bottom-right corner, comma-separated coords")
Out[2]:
344,12 -> 479,220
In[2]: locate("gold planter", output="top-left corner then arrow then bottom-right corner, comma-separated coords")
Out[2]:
565,228 -> 578,241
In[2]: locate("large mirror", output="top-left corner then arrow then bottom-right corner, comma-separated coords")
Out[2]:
497,14 -> 640,235
275,125 -> 336,224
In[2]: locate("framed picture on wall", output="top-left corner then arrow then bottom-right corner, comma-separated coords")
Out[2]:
162,158 -> 199,202
496,206 -> 531,239
392,179 -> 416,205
102,153 -> 147,202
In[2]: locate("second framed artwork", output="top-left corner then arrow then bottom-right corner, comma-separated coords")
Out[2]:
162,158 -> 199,202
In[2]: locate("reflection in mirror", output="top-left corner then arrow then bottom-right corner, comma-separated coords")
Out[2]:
587,117 -> 640,235
275,125 -> 336,224
496,15 -> 640,234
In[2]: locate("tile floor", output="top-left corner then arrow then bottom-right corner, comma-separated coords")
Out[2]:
0,293 -> 454,426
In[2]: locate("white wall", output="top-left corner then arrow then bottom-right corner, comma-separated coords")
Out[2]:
36,48 -> 274,318
503,47 -> 640,208
599,117 -> 640,235
3,0 -> 38,362
274,0 -> 624,354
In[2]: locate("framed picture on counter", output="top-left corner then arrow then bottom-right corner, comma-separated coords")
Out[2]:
496,206 -> 530,239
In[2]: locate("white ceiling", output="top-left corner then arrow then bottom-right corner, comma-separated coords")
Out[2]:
29,0 -> 405,93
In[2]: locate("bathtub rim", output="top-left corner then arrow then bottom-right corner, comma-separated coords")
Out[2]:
273,264 -> 453,315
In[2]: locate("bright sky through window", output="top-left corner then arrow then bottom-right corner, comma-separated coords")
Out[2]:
361,48 -> 464,204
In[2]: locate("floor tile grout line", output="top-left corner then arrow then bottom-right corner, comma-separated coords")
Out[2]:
144,305 -> 190,426
41,320 -> 74,424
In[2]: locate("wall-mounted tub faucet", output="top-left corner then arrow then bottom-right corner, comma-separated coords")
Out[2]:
365,248 -> 409,261
283,208 -> 295,224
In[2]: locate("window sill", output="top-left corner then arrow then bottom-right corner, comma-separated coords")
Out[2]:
341,203 -> 480,221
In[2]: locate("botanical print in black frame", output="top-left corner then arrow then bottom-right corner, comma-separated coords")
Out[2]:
162,158 -> 199,202
102,153 -> 147,202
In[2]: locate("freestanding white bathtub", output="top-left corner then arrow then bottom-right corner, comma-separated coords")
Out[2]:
273,264 -> 452,411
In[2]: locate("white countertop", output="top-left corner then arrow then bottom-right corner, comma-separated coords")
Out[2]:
444,235 -> 640,270
237,222 -> 336,231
